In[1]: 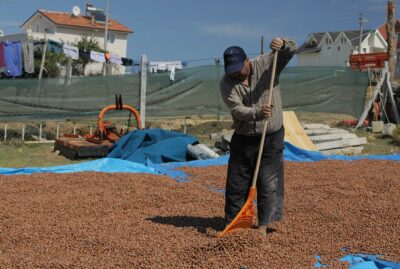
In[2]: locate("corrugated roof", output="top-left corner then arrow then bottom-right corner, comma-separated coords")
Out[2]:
22,10 -> 133,33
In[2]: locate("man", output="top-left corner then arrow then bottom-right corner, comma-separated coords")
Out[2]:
220,37 -> 296,236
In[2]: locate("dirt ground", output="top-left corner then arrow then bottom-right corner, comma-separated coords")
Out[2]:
0,160 -> 399,268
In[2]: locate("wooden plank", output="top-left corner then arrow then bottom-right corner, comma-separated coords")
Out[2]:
283,111 -> 318,151
303,124 -> 330,130
305,128 -> 350,136
356,68 -> 386,128
322,146 -> 364,155
315,137 -> 367,151
310,133 -> 357,142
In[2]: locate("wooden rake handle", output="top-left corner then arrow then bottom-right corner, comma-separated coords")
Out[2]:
251,50 -> 279,188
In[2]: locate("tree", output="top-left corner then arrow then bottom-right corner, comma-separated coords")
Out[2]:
34,47 -> 67,78
72,35 -> 105,76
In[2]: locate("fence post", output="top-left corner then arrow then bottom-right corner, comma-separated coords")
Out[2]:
140,54 -> 147,129
4,123 -> 7,142
39,123 -> 42,142
56,124 -> 60,139
22,124 -> 25,141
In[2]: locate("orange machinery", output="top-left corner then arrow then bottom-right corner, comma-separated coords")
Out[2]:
54,95 -> 142,159
349,52 -> 387,70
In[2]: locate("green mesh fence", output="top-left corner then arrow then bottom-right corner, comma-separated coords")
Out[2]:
0,65 -> 368,122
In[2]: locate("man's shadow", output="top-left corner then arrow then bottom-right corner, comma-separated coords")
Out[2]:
146,215 -> 225,234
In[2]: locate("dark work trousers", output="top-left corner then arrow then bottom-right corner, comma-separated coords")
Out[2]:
225,126 -> 285,226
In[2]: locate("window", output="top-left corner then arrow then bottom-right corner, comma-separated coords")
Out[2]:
338,46 -> 341,51
107,33 -> 115,44
363,48 -> 367,53
36,24 -> 39,32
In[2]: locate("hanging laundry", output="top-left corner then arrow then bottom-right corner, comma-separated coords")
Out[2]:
149,61 -> 183,73
3,41 -> 23,77
121,57 -> 133,66
47,40 -> 63,54
109,53 -> 122,65
63,44 -> 79,60
90,51 -> 105,63
33,40 -> 45,53
79,49 -> 90,61
0,42 -> 5,67
169,66 -> 175,84
22,41 -> 34,74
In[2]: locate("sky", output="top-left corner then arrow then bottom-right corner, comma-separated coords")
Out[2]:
0,0 -> 398,66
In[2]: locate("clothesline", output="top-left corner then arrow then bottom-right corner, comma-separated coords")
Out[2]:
0,39 -> 137,78
32,39 -> 134,66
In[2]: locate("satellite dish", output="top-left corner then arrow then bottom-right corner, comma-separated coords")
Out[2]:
72,6 -> 81,17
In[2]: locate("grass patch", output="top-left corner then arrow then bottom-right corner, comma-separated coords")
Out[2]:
0,143 -> 82,168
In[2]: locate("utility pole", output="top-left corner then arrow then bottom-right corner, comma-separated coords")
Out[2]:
215,58 -> 221,121
387,0 -> 397,82
38,31 -> 48,79
103,0 -> 109,76
358,13 -> 367,54
261,35 -> 265,55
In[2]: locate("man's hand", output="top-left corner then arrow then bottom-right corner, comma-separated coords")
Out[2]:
270,38 -> 284,51
261,104 -> 273,118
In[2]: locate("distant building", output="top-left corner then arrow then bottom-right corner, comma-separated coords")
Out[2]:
297,30 -> 387,67
1,8 -> 133,75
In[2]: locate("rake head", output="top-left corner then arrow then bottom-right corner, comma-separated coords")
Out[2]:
219,187 -> 256,237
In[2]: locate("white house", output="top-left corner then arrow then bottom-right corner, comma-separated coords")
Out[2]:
18,9 -> 133,75
297,30 -> 387,67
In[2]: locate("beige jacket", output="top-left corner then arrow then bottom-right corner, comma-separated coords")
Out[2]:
220,39 -> 296,135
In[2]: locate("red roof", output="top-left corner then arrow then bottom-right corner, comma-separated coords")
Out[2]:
377,20 -> 400,41
23,10 -> 133,33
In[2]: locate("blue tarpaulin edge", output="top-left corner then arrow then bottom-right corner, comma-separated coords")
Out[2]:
0,158 -> 159,175
1,142 -> 400,176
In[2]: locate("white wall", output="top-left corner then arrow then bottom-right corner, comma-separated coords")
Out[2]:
21,14 -> 56,34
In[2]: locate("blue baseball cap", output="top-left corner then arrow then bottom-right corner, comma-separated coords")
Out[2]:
223,46 -> 247,74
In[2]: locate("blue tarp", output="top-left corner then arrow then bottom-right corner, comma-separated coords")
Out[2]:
107,128 -> 198,165
0,158 -> 159,176
340,254 -> 400,269
1,142 -> 400,176
314,253 -> 400,269
284,142 -> 400,162
147,142 -> 400,180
